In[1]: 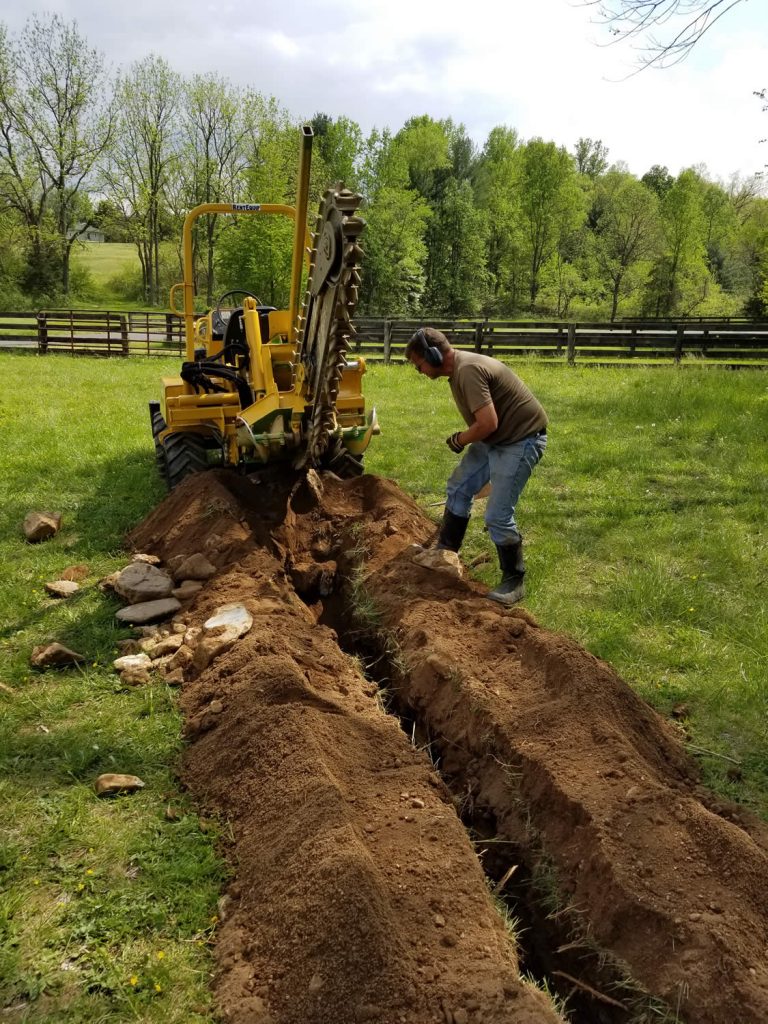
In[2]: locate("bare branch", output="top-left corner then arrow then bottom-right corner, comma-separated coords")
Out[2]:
582,0 -> 745,70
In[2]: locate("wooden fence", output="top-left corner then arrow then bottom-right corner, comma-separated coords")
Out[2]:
353,319 -> 768,367
0,309 -> 183,356
1,311 -> 768,366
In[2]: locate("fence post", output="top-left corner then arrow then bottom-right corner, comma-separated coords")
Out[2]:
566,323 -> 576,366
165,312 -> 174,342
474,321 -> 484,353
120,314 -> 129,356
674,325 -> 684,364
383,319 -> 391,364
37,311 -> 48,354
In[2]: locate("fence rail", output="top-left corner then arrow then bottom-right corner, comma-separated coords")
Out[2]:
0,309 -> 184,356
1,311 -> 768,366
352,318 -> 768,367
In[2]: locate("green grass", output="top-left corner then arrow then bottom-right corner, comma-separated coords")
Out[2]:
0,354 -> 225,1022
0,353 -> 766,1019
71,243 -> 140,287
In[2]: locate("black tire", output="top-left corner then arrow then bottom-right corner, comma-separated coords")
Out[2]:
149,403 -> 168,483
162,431 -> 211,490
321,439 -> 364,479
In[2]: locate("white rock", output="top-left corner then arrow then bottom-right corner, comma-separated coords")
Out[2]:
204,603 -> 253,639
113,653 -> 153,672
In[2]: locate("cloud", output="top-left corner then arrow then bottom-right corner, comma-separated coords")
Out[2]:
2,0 -> 765,179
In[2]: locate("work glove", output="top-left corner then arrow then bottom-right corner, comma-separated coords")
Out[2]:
446,432 -> 465,454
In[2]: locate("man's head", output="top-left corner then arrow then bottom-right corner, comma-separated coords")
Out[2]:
405,327 -> 452,378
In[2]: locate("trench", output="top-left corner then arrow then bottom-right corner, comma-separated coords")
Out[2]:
291,563 -> 661,1024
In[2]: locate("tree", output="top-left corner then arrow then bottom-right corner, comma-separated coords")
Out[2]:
357,128 -> 430,315
517,139 -> 585,306
641,164 -> 674,199
310,113 -> 363,187
422,178 -> 488,316
0,13 -> 113,296
104,56 -> 181,305
180,74 -> 247,303
645,168 -> 708,314
574,137 -> 609,178
216,101 -> 300,307
474,126 -> 525,313
591,170 -> 660,318
586,0 -> 744,68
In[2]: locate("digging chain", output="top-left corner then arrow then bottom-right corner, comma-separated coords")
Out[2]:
295,184 -> 364,467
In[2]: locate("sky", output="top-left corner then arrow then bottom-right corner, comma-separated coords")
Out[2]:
4,0 -> 767,184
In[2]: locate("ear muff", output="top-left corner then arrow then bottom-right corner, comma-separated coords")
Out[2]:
418,328 -> 443,367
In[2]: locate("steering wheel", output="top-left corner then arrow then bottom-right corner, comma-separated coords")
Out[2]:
214,289 -> 263,328
211,288 -> 266,335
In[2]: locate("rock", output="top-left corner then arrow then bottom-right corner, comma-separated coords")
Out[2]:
173,580 -> 204,601
173,554 -> 217,582
411,797 -> 425,809
204,603 -> 253,639
209,699 -> 224,714
165,668 -> 185,687
136,625 -> 161,638
146,634 -> 185,659
131,553 -> 161,566
115,598 -> 181,626
120,667 -> 151,686
113,653 -> 153,672
95,773 -> 145,796
114,563 -> 174,605
44,580 -> 80,598
184,626 -> 203,647
23,511 -> 62,543
433,913 -> 446,928
411,547 -> 462,578
117,639 -> 143,656
192,629 -> 238,671
308,973 -> 323,994
171,619 -> 188,633
169,645 -> 195,671
60,564 -> 89,582
97,571 -> 121,593
30,643 -> 85,669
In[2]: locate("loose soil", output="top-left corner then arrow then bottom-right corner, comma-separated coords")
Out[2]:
129,468 -> 768,1024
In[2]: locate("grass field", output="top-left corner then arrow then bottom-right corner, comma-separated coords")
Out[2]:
1,352 -> 766,1020
71,243 -> 140,286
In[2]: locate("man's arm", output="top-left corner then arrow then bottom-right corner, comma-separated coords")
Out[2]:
455,403 -> 498,447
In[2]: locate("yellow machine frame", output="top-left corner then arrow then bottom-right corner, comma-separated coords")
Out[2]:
159,126 -> 375,474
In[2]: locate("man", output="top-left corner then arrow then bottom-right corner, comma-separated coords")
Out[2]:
405,327 -> 548,606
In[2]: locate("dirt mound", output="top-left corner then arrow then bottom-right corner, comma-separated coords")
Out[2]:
128,469 -> 768,1024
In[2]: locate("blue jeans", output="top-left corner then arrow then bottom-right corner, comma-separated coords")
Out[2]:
445,432 -> 547,545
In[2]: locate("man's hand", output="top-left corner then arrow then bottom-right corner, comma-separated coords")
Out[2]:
446,432 -> 465,454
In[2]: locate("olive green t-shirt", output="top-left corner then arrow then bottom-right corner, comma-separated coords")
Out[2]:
449,351 -> 548,445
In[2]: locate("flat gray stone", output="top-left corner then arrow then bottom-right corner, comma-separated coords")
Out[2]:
44,580 -> 80,598
114,562 -> 174,604
115,598 -> 181,625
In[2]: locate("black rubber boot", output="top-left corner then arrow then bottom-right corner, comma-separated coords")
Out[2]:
487,540 -> 526,606
436,509 -> 470,552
